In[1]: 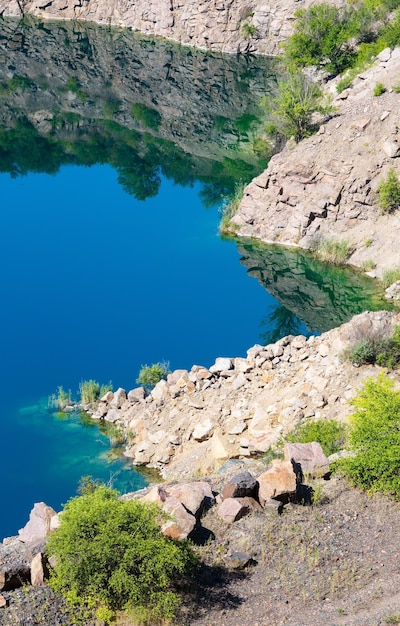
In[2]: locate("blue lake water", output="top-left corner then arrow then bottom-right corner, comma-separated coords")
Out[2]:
0,165 -> 287,540
0,18 -> 394,541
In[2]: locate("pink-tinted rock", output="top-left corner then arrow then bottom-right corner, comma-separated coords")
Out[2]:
161,497 -> 196,540
30,553 -> 46,587
0,594 -> 6,608
18,503 -> 57,544
257,460 -> 297,505
284,441 -> 330,478
217,497 -> 251,523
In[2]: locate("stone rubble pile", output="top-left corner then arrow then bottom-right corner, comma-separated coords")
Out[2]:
85,311 -> 399,479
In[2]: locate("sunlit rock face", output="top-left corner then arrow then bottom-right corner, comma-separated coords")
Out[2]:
0,0 -> 346,56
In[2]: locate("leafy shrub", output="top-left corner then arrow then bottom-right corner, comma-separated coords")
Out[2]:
79,379 -> 112,404
46,486 -> 198,624
341,326 -> 400,369
373,82 -> 386,96
285,419 -> 347,456
377,169 -> 400,214
241,20 -> 257,39
262,71 -> 334,142
282,2 -> 376,75
137,361 -> 170,389
338,374 -> 400,498
131,103 -> 162,130
312,237 -> 350,265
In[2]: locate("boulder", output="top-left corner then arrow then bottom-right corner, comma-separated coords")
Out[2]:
209,357 -> 233,373
18,503 -> 57,544
127,386 -> 147,402
192,418 -> 214,442
110,387 -> 127,408
224,551 -> 255,569
161,498 -> 196,540
257,460 -> 297,505
284,441 -> 330,478
0,537 -> 32,591
222,470 -> 258,500
217,497 -> 251,523
151,379 -> 170,402
30,553 -> 46,587
0,595 -> 6,608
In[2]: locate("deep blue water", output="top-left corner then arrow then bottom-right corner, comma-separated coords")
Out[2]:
1,164 -> 286,540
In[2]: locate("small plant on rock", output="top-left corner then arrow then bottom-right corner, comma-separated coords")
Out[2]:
136,361 -> 170,389
373,82 -> 386,96
383,266 -> 400,288
377,168 -> 400,214
312,237 -> 350,265
79,380 -> 112,404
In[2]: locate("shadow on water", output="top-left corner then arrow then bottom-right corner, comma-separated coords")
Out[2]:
237,240 -> 398,338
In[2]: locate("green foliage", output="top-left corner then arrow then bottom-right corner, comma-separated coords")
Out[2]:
282,2 -> 375,75
379,7 -> 400,48
130,103 -> 162,130
360,258 -> 376,272
262,71 -> 334,142
136,362 -> 170,389
79,380 -> 112,404
65,76 -> 87,103
46,486 -> 198,624
373,82 -> 386,96
48,386 -> 72,410
285,419 -> 347,457
338,374 -> 400,498
312,237 -> 350,265
241,20 -> 257,39
341,326 -> 400,369
382,266 -> 400,288
219,180 -> 245,234
377,169 -> 400,214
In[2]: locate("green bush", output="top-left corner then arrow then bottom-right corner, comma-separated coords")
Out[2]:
373,82 -> 386,96
79,379 -> 112,404
338,374 -> 400,498
137,362 -> 170,389
341,326 -> 400,369
377,169 -> 400,214
262,70 -> 334,142
46,486 -> 198,624
285,419 -> 347,457
282,2 -> 376,75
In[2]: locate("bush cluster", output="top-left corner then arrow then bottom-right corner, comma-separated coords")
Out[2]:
79,379 -> 112,404
338,374 -> 400,499
341,325 -> 400,369
377,169 -> 400,214
285,419 -> 347,457
46,486 -> 198,624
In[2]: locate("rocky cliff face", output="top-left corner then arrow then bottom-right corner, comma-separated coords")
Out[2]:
0,0 -> 344,56
233,48 -> 400,277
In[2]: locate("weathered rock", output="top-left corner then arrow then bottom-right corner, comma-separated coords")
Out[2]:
257,460 -> 297,505
217,497 -> 251,523
151,379 -> 170,402
284,441 -> 330,478
0,594 -> 6,608
110,387 -> 127,408
209,357 -> 233,373
192,419 -> 214,442
127,387 -> 147,402
30,553 -> 46,587
224,551 -> 255,569
222,471 -> 258,500
0,538 -> 32,591
161,498 -> 196,541
18,503 -> 57,544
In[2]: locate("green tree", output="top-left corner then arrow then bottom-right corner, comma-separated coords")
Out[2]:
46,486 -> 197,624
263,71 -> 334,142
338,374 -> 400,498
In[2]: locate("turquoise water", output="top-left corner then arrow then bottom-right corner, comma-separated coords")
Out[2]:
0,19 -> 393,541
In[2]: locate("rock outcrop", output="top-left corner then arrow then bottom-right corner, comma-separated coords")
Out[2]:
233,48 -> 400,277
0,0 -> 345,56
85,310 -> 400,479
